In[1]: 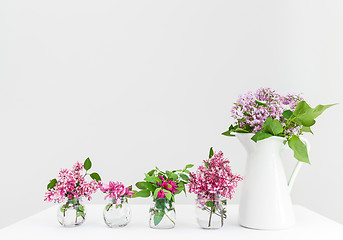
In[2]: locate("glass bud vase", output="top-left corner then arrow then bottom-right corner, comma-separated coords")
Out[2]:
195,196 -> 227,229
149,198 -> 176,229
57,198 -> 86,227
103,197 -> 131,227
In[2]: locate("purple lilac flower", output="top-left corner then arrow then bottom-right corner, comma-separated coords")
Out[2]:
231,88 -> 303,136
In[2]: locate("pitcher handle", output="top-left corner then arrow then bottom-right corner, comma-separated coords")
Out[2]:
288,137 -> 310,191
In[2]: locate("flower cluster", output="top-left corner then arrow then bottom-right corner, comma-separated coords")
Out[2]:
231,88 -> 303,136
134,164 -> 193,202
188,151 -> 242,203
100,181 -> 134,205
44,160 -> 101,203
156,176 -> 178,198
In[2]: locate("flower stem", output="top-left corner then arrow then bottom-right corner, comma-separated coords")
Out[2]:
203,207 -> 227,218
164,212 -> 175,225
208,206 -> 213,227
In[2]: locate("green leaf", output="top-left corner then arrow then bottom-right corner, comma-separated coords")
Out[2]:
77,211 -> 84,218
147,169 -> 156,176
164,190 -> 172,200
291,101 -> 335,127
235,128 -> 250,133
84,157 -> 92,171
60,204 -> 67,213
145,182 -> 155,192
134,189 -> 151,198
301,126 -> 313,134
47,178 -> 57,190
288,135 -> 310,164
78,205 -> 84,212
180,174 -> 189,181
251,131 -> 273,142
296,117 -> 316,127
135,182 -> 147,190
166,171 -> 172,178
283,110 -> 293,119
155,198 -> 166,210
175,187 -> 185,194
169,173 -> 178,181
185,164 -> 194,169
105,203 -> 113,211
154,188 -> 162,199
206,201 -> 214,208
244,124 -> 253,132
144,175 -> 160,183
237,117 -> 246,122
154,213 -> 164,226
293,101 -> 313,116
311,103 -> 337,119
262,117 -> 283,135
255,100 -> 267,107
176,182 -> 185,193
90,172 -> 101,181
221,130 -> 235,137
222,124 -> 237,136
209,147 -> 214,159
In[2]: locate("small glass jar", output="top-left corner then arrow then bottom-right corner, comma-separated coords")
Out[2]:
195,195 -> 227,229
149,198 -> 176,229
103,197 -> 131,227
57,198 -> 86,227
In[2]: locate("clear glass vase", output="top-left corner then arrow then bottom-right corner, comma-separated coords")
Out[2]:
103,197 -> 131,227
149,198 -> 176,229
57,198 -> 86,227
195,195 -> 227,229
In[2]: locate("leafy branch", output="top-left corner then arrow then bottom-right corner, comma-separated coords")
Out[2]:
250,101 -> 336,164
133,164 -> 194,200
222,100 -> 336,164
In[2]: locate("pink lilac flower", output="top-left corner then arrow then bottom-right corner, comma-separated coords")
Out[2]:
188,151 -> 242,204
44,162 -> 101,203
100,181 -> 134,205
231,88 -> 303,136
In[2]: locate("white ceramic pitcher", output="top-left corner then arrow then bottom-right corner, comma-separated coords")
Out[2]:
236,133 -> 310,230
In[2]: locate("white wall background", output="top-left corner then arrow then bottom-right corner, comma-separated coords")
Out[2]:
0,0 -> 342,229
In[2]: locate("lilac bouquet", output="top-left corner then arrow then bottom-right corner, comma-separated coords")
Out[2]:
100,181 -> 134,210
44,158 -> 101,226
101,181 -> 135,227
188,148 -> 242,228
222,88 -> 335,163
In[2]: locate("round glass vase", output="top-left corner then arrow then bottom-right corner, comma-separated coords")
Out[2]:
195,196 -> 227,229
103,197 -> 131,227
57,198 -> 86,227
149,198 -> 176,229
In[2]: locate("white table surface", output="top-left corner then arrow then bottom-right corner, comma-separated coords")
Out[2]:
1,204 -> 343,239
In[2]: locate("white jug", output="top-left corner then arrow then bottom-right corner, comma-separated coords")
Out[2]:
236,133 -> 310,230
